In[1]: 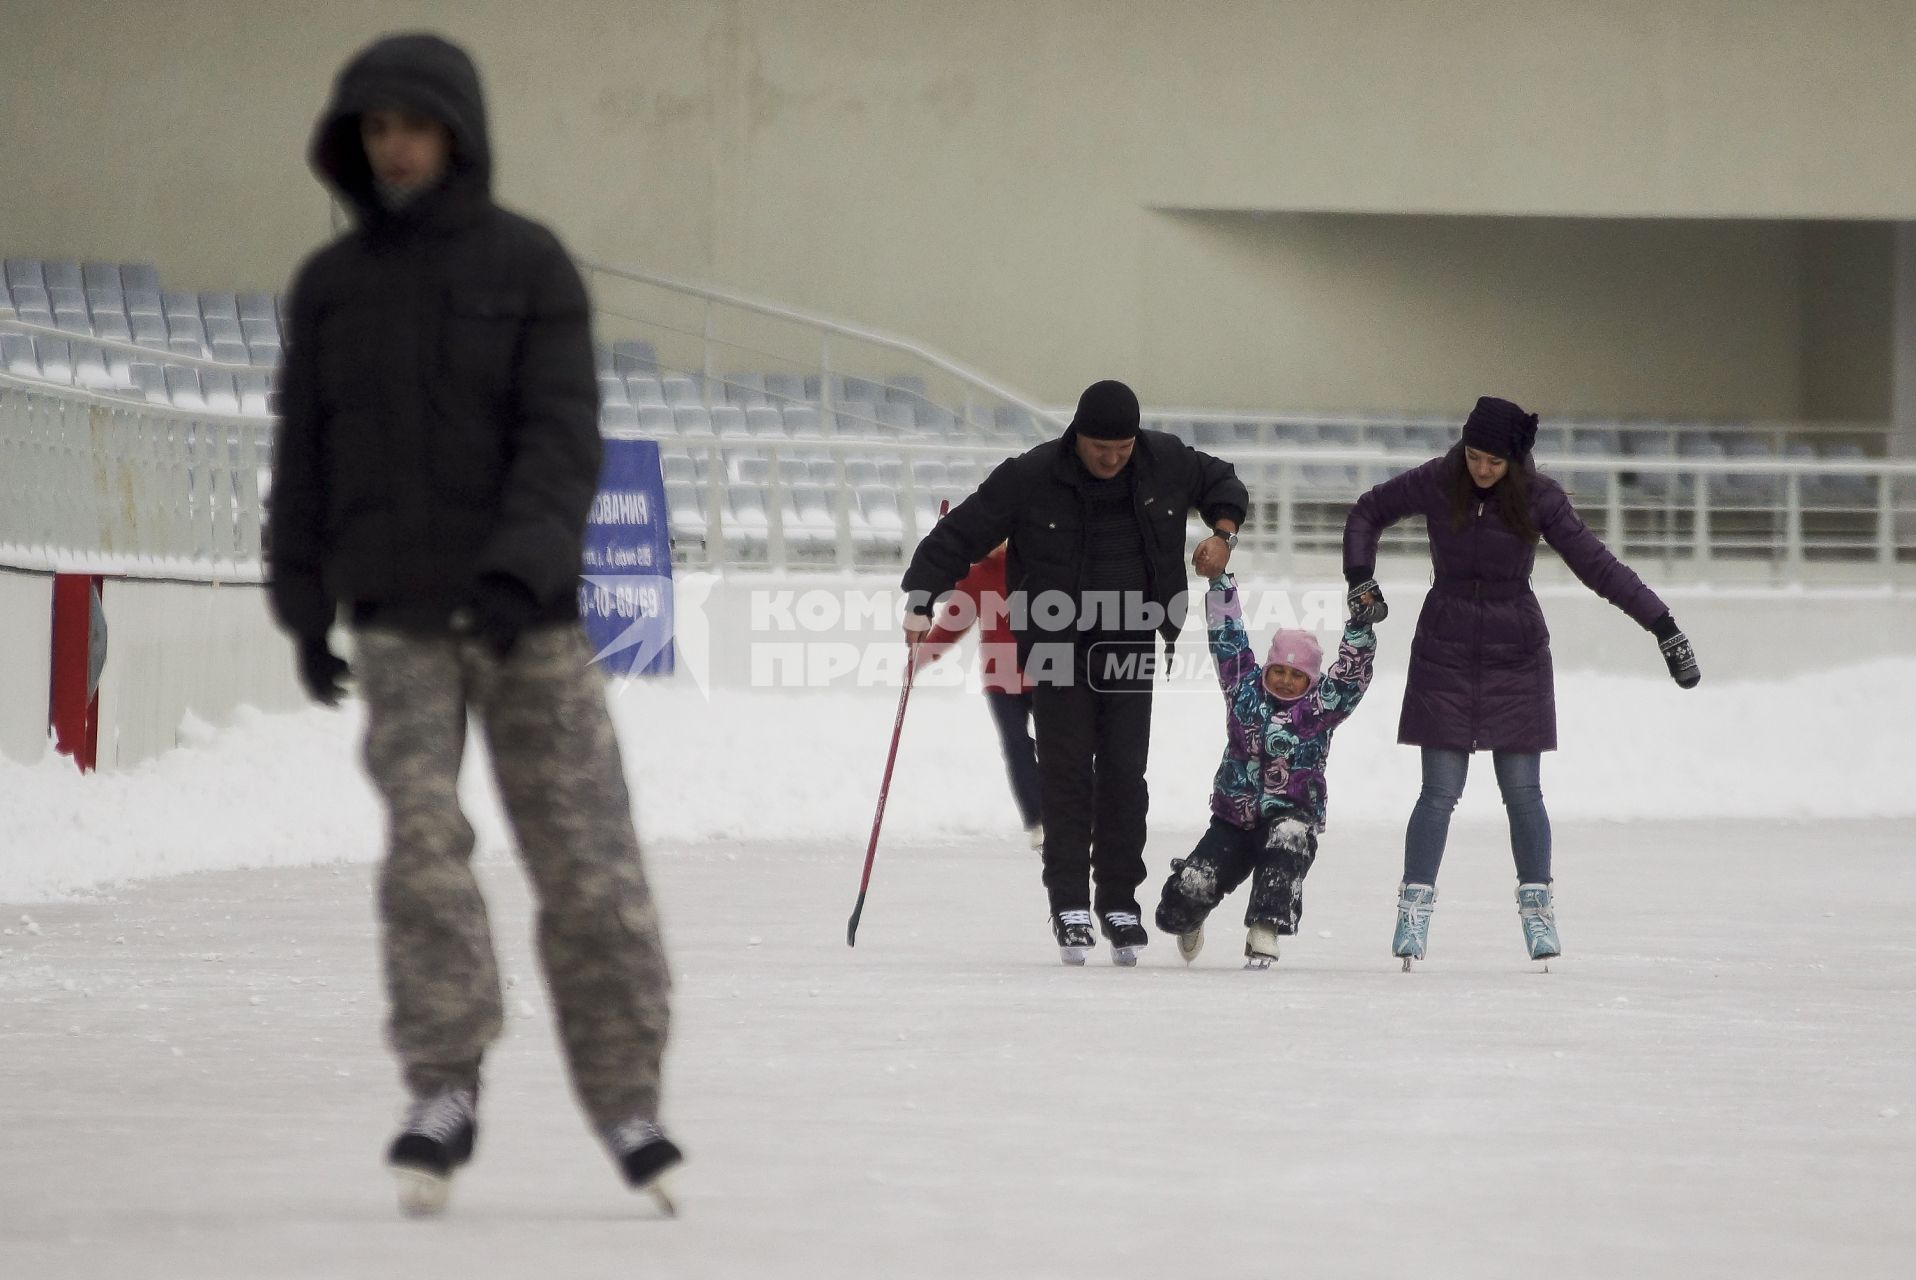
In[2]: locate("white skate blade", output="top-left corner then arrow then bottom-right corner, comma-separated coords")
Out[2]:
1243,954 -> 1275,972
393,1166 -> 452,1217
1110,944 -> 1138,967
639,1174 -> 679,1218
1400,956 -> 1414,972
1176,929 -> 1203,965
1059,945 -> 1088,966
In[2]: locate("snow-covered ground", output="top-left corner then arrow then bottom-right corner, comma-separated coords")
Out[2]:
5,658 -> 1914,902
1,667 -> 1912,1276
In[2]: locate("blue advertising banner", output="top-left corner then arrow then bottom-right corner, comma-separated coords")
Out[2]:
579,436 -> 675,676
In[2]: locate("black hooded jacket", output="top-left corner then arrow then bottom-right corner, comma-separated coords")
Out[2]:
267,33 -> 600,639
901,428 -> 1248,664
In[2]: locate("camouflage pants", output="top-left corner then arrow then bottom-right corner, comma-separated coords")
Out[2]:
356,624 -> 669,1130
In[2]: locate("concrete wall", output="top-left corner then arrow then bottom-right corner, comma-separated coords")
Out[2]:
93,580 -> 305,771
3,0 -> 1911,415
0,570 -> 52,765
1139,212 -> 1842,419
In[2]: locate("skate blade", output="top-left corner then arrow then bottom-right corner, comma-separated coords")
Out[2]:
1177,940 -> 1202,965
1059,946 -> 1088,966
1110,945 -> 1139,967
1243,955 -> 1275,971
638,1174 -> 679,1218
1400,956 -> 1414,972
393,1166 -> 452,1217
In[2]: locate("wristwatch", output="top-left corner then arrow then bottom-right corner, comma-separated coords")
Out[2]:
1213,529 -> 1238,549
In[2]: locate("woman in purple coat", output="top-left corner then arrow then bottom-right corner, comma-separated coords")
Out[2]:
1341,397 -> 1701,969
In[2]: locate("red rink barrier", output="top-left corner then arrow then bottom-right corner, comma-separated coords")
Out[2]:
49,574 -> 104,772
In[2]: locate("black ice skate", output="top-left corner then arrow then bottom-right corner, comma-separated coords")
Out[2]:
605,1115 -> 684,1216
1051,909 -> 1095,965
387,1086 -> 478,1217
1100,911 -> 1148,967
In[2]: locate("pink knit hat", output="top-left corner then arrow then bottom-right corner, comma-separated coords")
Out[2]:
1264,629 -> 1323,678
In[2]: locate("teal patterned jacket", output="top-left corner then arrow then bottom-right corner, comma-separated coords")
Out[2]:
1207,577 -> 1376,833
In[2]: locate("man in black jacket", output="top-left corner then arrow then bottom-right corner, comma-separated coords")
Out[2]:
902,380 -> 1248,965
266,33 -> 679,1216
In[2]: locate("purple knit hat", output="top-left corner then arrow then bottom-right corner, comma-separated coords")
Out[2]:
1264,629 -> 1323,680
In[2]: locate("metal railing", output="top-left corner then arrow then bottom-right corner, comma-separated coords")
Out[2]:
0,372 -> 269,580
656,440 -> 1916,581
575,259 -> 1064,444
7,363 -> 1915,584
1122,407 -> 1892,459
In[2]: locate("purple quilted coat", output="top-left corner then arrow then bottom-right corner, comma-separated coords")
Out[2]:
1343,450 -> 1668,753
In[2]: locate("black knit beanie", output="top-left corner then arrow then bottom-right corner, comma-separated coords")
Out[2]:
1071,379 -> 1141,440
1461,395 -> 1539,459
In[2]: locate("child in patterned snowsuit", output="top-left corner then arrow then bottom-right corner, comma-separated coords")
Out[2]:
1155,572 -> 1376,966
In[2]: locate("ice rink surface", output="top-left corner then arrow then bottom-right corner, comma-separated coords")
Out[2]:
3,817 -> 1910,1279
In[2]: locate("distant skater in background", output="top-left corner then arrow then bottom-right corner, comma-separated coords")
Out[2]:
1154,571 -> 1376,969
267,33 -> 680,1216
1342,396 -> 1701,970
912,544 -> 1044,849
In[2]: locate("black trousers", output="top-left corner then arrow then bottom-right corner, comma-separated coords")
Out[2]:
983,689 -> 1042,830
1030,638 -> 1155,916
1154,814 -> 1320,935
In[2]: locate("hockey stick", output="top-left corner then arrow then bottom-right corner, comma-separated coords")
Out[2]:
847,498 -> 949,947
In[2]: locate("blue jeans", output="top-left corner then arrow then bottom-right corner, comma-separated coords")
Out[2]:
1402,748 -> 1551,885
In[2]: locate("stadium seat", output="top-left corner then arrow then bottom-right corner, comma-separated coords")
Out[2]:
124,287 -> 164,318
82,262 -> 123,295
612,340 -> 658,373
128,362 -> 168,404
68,341 -> 114,392
764,372 -> 807,406
119,263 -> 162,293
745,405 -> 786,438
164,366 -> 205,410
237,292 -> 278,323
236,370 -> 274,416
201,370 -> 240,415
710,405 -> 749,438
2,332 -> 39,378
4,258 -> 46,290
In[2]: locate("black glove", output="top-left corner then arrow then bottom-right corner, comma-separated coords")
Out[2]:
469,574 -> 542,660
1651,613 -> 1700,689
1346,578 -> 1388,627
297,635 -> 351,706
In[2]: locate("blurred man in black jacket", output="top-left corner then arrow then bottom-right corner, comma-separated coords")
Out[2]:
267,32 -> 679,1216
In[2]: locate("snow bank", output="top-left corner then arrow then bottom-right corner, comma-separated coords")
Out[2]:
3,659 -> 1911,901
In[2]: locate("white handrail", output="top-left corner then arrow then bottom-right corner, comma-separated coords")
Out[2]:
575,258 -> 1066,431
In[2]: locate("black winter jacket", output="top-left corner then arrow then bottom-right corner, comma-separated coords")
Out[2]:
267,34 -> 600,639
901,428 -> 1248,661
